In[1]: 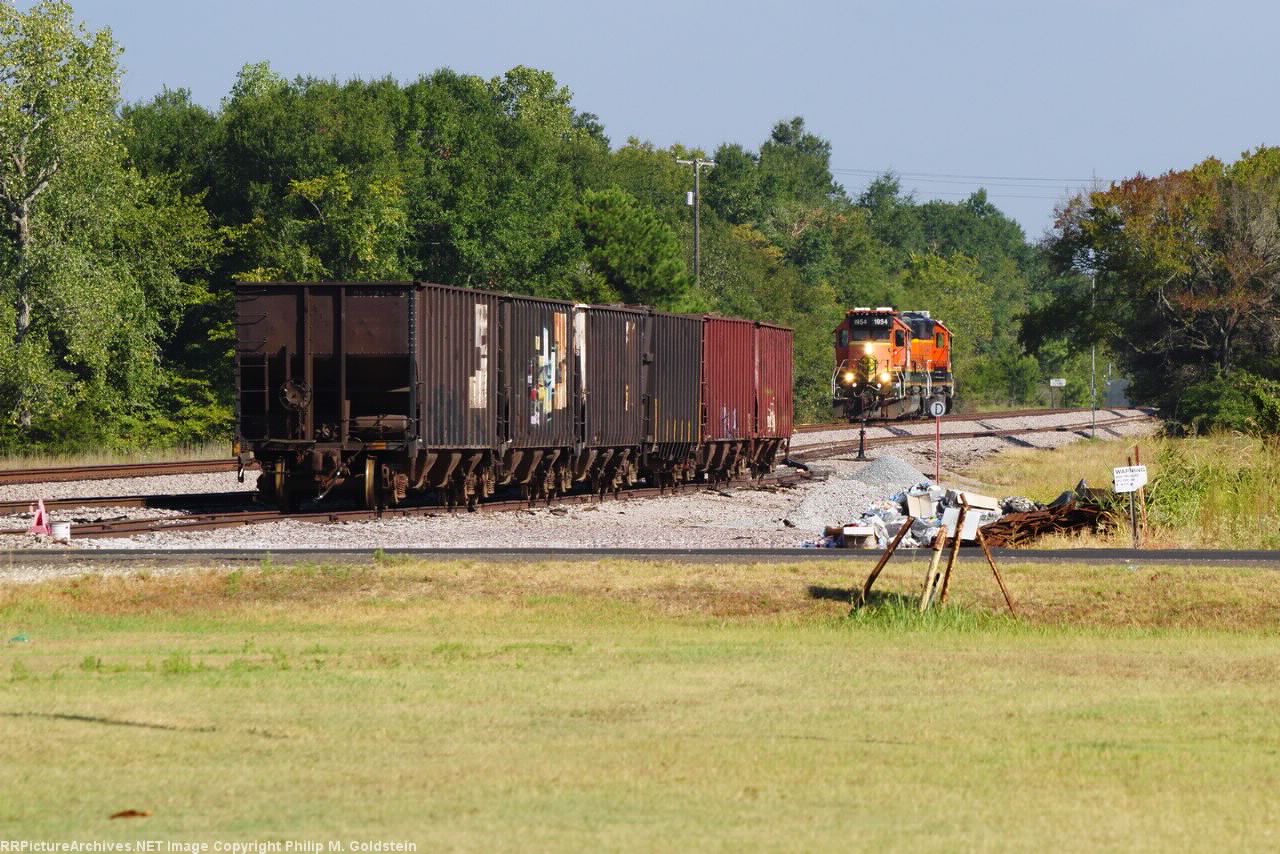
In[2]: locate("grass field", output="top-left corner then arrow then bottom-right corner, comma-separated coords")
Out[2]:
2,557 -> 1279,849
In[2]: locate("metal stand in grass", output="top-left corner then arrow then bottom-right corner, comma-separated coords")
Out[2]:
855,498 -> 1017,616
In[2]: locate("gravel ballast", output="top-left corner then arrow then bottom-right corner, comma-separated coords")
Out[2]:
0,411 -> 1159,553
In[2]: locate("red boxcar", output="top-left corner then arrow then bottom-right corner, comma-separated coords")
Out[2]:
700,316 -> 754,480
755,323 -> 794,440
702,316 -> 754,441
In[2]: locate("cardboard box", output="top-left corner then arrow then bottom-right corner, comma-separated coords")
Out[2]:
907,494 -> 937,518
842,525 -> 876,549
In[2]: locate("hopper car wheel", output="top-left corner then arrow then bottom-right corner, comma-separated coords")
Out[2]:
362,456 -> 379,510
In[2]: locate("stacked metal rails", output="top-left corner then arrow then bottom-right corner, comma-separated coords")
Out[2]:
235,281 -> 794,509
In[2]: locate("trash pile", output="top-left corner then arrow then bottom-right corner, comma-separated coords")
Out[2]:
811,479 -> 1003,549
810,475 -> 1116,549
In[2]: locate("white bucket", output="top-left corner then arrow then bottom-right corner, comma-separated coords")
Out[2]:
50,522 -> 71,544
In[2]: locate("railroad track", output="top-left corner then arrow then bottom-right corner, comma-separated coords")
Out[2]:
2,547 -> 1279,568
0,458 -> 246,486
5,470 -> 812,540
790,413 -> 1152,461
792,406 -> 1106,434
0,408 -> 1134,485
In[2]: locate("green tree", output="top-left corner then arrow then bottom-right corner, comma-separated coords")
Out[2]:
404,67 -> 588,294
0,0 -> 118,426
122,87 -> 220,196
0,1 -> 218,446
704,143 -> 763,224
1032,148 -> 1280,425
896,253 -> 995,384
758,117 -> 845,208
216,68 -> 408,281
576,187 -> 692,308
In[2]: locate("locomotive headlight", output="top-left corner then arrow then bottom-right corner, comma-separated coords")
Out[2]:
863,342 -> 874,355
879,371 -> 891,384
843,371 -> 855,383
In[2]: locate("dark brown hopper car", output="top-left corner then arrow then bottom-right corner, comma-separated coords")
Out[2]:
237,281 -> 504,509
575,304 -> 646,494
416,283 -> 501,505
645,311 -> 702,487
237,282 -> 416,509
501,295 -> 577,500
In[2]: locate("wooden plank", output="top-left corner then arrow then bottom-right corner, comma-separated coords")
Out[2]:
856,515 -> 915,609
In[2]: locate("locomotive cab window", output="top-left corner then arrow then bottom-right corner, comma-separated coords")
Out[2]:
936,333 -> 945,348
894,330 -> 905,347
839,329 -> 849,346
849,318 -> 890,343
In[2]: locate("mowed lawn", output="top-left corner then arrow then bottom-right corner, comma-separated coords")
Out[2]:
2,557 -> 1280,851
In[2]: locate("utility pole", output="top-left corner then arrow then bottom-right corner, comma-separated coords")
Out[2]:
1088,173 -> 1100,440
676,157 -> 715,285
1090,271 -> 1097,439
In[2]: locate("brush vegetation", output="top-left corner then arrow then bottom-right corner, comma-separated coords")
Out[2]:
961,433 -> 1280,548
2,557 -> 1279,848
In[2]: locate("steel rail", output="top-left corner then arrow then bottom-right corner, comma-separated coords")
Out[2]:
792,406 -> 1103,433
0,491 -> 254,515
0,458 -> 245,486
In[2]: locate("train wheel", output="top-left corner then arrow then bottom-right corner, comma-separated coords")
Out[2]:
362,456 -> 379,510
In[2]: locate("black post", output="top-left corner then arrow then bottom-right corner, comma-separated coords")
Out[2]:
856,420 -> 868,461
1130,491 -> 1139,549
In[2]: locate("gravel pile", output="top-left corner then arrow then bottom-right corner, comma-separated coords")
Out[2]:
783,471 -> 881,533
850,456 -> 927,489
779,455 -> 928,534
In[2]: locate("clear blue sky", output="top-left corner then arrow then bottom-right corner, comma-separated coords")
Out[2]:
62,0 -> 1280,239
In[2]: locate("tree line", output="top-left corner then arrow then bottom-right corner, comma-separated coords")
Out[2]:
7,1 -> 1270,452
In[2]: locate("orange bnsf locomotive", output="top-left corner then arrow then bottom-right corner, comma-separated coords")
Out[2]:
832,307 -> 954,420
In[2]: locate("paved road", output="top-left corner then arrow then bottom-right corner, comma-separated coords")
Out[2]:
2,547 -> 1279,568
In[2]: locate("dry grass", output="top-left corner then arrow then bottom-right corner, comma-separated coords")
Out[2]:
0,440 -> 231,472
960,434 -> 1154,503
960,433 -> 1280,548
3,558 -> 1280,848
5,556 -> 1280,633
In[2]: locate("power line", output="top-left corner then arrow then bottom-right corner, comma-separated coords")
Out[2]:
844,175 -> 1090,191
831,166 -> 1113,184
902,189 -> 1071,200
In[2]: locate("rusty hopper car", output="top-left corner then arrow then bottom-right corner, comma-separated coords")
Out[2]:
754,322 -> 794,472
700,316 -> 756,482
236,280 -> 794,509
